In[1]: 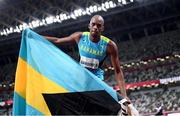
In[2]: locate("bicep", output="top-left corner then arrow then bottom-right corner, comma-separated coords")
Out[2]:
55,32 -> 82,44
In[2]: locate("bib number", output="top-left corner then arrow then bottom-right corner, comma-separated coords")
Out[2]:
80,56 -> 99,69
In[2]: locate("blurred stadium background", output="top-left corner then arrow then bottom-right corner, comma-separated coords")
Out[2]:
0,0 -> 180,115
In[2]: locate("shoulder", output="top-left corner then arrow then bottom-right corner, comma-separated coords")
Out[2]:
99,35 -> 118,54
70,32 -> 83,37
108,40 -> 117,47
101,35 -> 110,43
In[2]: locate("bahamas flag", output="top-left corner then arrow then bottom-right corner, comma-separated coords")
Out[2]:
13,29 -> 120,115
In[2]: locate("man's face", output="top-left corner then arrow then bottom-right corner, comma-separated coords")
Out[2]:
89,16 -> 104,37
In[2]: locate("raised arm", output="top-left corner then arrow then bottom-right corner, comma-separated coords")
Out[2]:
107,41 -> 127,97
44,32 -> 82,45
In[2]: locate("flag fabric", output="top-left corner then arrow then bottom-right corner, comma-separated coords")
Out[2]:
13,29 -> 119,115
43,90 -> 121,115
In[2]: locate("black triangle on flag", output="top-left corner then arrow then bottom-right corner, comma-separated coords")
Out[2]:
43,90 -> 121,115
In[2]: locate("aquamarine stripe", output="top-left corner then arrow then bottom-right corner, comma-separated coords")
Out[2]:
13,92 -> 43,115
19,30 -> 27,61
26,104 -> 44,115
13,92 -> 26,115
21,29 -> 118,101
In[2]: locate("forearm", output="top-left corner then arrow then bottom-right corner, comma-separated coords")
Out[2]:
115,70 -> 127,97
43,36 -> 59,43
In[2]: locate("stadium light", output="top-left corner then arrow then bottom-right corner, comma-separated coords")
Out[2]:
160,58 -> 165,61
74,9 -> 83,17
118,0 -> 127,5
70,14 -> 77,19
108,66 -> 112,69
105,2 -> 110,9
165,56 -> 170,59
97,6 -> 102,11
89,5 -> 94,13
143,61 -> 147,64
148,59 -> 151,62
82,11 -> 87,15
136,63 -> 140,66
93,6 -> 98,12
3,84 -> 6,88
174,54 -> 180,58
111,67 -> 114,70
45,16 -> 54,24
0,0 -> 135,36
104,68 -> 108,71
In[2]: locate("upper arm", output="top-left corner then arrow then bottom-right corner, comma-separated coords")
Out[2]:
55,32 -> 82,44
107,41 -> 121,73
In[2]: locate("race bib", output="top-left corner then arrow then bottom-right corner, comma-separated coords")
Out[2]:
80,56 -> 99,69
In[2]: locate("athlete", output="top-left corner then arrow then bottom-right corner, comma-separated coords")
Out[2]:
44,15 -> 139,116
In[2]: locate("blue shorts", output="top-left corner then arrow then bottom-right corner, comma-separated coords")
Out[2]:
88,68 -> 104,80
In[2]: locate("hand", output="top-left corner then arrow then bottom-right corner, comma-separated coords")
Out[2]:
128,104 -> 140,116
118,93 -> 131,104
125,96 -> 131,104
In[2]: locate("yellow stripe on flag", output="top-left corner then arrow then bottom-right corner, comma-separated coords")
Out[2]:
15,57 -> 68,114
15,57 -> 27,98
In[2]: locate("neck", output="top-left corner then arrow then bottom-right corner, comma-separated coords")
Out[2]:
90,34 -> 100,43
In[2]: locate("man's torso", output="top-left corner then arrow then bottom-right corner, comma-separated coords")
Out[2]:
78,32 -> 110,80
